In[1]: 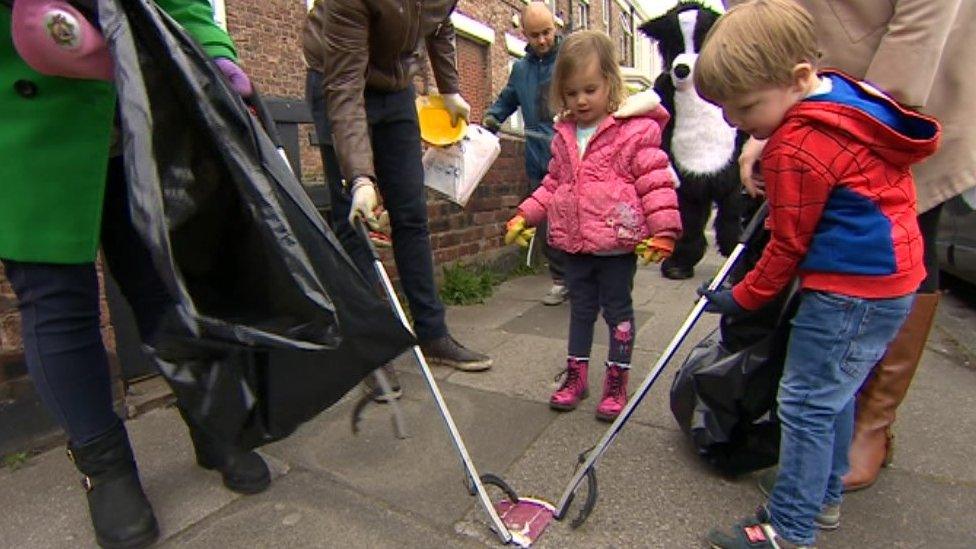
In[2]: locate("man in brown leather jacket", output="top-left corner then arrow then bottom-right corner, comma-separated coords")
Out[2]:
303,0 -> 492,399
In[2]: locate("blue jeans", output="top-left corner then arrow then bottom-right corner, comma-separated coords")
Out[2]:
306,70 -> 446,341
769,290 -> 913,545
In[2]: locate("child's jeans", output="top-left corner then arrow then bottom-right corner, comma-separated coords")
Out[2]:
563,253 -> 636,362
769,290 -> 914,545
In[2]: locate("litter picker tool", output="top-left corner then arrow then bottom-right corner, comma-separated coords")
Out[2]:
470,205 -> 772,546
351,218 -> 517,545
552,201 -> 770,527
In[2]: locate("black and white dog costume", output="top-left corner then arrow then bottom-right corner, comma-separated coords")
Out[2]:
640,2 -> 747,279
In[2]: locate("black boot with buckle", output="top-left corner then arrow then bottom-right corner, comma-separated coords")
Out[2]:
178,409 -> 271,495
67,423 -> 159,549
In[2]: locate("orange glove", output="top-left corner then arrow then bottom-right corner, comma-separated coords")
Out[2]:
504,215 -> 536,247
636,236 -> 675,264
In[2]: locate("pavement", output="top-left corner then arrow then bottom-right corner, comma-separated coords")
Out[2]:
2,249 -> 975,548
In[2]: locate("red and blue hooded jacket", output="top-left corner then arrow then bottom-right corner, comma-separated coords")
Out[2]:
733,71 -> 941,311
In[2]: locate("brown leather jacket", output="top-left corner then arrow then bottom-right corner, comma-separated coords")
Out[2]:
303,0 -> 460,182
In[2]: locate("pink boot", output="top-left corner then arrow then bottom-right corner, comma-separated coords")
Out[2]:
550,357 -> 589,411
596,362 -> 629,421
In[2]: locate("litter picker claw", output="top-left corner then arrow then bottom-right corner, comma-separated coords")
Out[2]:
553,201 -> 770,527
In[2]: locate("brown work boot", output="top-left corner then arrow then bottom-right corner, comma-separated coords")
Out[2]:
843,292 -> 939,491
421,334 -> 492,371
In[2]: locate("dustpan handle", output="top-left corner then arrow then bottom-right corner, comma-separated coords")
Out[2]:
244,86 -> 284,150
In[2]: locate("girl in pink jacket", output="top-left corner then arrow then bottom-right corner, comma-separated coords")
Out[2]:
505,31 -> 681,421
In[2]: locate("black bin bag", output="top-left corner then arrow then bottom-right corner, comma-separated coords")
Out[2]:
670,199 -> 799,476
99,0 -> 414,449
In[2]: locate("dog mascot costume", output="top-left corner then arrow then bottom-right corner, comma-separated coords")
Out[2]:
640,1 -> 747,280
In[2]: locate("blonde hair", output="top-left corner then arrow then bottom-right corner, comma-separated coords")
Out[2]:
549,30 -> 627,116
694,0 -> 820,103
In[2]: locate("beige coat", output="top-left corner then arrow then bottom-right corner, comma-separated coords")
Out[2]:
727,0 -> 975,212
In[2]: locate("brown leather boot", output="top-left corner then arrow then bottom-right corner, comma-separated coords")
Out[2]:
843,292 -> 939,491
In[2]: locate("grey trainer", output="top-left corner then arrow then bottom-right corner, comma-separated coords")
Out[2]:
757,467 -> 841,530
542,283 -> 569,306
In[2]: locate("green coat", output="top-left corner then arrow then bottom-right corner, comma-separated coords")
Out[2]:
0,0 -> 237,263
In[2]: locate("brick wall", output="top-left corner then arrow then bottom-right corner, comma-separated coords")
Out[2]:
223,0 -> 323,185
457,37 -> 491,124
0,265 -> 20,367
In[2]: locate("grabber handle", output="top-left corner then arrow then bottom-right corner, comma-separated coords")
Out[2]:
738,200 -> 769,244
353,217 -> 382,262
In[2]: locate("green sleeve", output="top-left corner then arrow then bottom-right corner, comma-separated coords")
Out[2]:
155,0 -> 238,60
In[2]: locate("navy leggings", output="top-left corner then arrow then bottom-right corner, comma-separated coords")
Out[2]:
563,253 -> 637,364
2,156 -> 172,445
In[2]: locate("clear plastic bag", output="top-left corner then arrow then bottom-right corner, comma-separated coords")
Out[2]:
423,124 -> 501,206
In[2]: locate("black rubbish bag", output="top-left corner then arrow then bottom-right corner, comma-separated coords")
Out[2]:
670,198 -> 798,476
99,0 -> 415,448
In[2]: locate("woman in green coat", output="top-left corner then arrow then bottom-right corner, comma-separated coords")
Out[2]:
1,2 -> 264,547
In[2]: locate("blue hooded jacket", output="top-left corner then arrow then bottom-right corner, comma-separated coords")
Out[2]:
485,38 -> 561,183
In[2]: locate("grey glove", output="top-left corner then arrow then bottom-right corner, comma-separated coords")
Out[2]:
482,114 -> 501,134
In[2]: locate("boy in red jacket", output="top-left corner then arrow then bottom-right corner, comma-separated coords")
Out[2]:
691,1 -> 940,547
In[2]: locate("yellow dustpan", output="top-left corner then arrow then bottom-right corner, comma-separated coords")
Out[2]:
416,95 -> 468,146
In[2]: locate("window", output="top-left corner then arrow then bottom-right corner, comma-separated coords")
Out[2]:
620,9 -> 634,67
576,0 -> 590,30
208,0 -> 226,30
602,0 -> 610,28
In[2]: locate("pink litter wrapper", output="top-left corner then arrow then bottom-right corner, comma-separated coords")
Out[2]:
495,497 -> 556,547
11,0 -> 114,81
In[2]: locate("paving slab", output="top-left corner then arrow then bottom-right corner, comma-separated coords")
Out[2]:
827,467 -> 976,548
491,274 -> 563,302
499,300 -> 657,347
163,469 -> 483,548
0,406 -> 288,547
446,332 -> 680,432
457,414 -> 976,548
887,347 -> 976,484
260,371 -> 554,530
445,296 -> 538,331
456,417 -> 759,548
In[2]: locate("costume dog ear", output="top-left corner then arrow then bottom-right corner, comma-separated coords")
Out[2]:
638,13 -> 671,43
693,5 -> 723,48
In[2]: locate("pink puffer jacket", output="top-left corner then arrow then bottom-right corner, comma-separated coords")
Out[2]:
518,91 -> 681,255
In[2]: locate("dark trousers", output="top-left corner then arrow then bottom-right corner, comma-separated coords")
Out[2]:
667,176 -> 743,269
563,253 -> 637,364
306,70 -> 446,341
528,178 -> 566,283
917,203 -> 943,293
2,157 -> 173,445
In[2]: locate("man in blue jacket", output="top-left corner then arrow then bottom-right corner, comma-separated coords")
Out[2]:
483,1 -> 567,305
